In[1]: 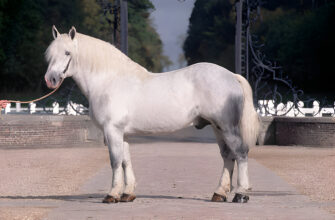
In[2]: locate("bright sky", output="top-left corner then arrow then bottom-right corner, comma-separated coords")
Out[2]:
150,0 -> 195,71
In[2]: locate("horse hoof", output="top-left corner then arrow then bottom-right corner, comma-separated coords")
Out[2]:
232,193 -> 249,203
211,193 -> 227,202
120,193 -> 136,202
102,195 -> 120,203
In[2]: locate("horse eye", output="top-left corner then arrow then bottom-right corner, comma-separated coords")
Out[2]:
65,51 -> 70,56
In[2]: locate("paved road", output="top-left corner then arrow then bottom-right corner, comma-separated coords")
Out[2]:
46,137 -> 335,219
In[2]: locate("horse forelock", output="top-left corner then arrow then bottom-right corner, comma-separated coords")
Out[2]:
45,34 -> 72,62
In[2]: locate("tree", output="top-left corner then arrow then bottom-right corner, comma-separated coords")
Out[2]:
0,0 -> 48,92
256,2 -> 335,94
183,0 -> 235,71
127,0 -> 171,72
0,0 -> 169,96
183,0 -> 335,95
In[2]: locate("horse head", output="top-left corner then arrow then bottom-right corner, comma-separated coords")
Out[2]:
44,25 -> 77,89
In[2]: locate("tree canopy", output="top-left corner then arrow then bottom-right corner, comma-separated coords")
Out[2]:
183,0 -> 335,95
183,0 -> 235,71
0,0 -> 169,95
257,1 -> 335,94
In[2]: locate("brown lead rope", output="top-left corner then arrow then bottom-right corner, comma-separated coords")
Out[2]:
0,78 -> 64,113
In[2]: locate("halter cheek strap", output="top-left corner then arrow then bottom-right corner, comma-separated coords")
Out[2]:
62,57 -> 72,75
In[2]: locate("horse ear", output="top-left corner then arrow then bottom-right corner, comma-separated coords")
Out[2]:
52,25 -> 60,39
69,26 -> 76,40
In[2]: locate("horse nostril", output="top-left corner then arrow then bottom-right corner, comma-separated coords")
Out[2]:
52,77 -> 56,85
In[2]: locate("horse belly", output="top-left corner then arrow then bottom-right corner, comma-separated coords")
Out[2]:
126,87 -> 197,134
130,112 -> 193,134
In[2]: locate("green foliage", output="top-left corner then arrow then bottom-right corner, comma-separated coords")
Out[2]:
0,0 -> 45,92
183,0 -> 235,71
184,0 -> 335,94
0,0 -> 168,95
128,0 -> 170,72
263,0 -> 327,11
256,2 -> 335,93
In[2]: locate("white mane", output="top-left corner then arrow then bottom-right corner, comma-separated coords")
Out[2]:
46,33 -> 148,78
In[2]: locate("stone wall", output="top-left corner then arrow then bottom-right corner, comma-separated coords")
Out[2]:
0,115 -> 103,148
1,115 -> 335,147
274,117 -> 335,146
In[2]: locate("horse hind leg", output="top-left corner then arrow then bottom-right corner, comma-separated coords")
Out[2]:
232,157 -> 250,203
212,157 -> 235,202
211,128 -> 235,202
212,125 -> 250,203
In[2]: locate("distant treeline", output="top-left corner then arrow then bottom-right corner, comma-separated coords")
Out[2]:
184,0 -> 335,95
0,0 -> 170,94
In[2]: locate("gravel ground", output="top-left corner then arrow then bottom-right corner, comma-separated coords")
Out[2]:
249,145 -> 335,214
0,207 -> 49,220
0,147 -> 109,220
0,145 -> 334,219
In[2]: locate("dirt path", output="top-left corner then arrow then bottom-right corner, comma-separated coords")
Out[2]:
0,147 -> 109,220
1,145 -> 334,219
47,143 -> 335,220
249,145 -> 335,214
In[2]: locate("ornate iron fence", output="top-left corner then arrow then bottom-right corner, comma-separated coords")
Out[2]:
234,0 -> 334,117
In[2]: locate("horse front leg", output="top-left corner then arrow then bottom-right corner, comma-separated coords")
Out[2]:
120,141 -> 137,202
102,125 -> 124,203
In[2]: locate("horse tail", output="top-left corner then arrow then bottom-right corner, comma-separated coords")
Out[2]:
234,74 -> 260,148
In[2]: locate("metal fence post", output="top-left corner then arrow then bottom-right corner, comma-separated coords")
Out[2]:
235,0 -> 243,75
120,0 -> 128,55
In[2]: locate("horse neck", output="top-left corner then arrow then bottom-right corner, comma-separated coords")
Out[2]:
72,38 -> 150,99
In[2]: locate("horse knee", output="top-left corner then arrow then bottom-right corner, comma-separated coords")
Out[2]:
224,137 -> 248,160
107,147 -> 124,169
235,144 -> 249,160
108,145 -> 124,168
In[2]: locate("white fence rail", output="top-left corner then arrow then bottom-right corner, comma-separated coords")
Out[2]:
257,100 -> 335,117
3,101 -> 87,115
2,100 -> 335,117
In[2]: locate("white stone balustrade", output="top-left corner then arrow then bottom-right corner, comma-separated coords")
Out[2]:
16,103 -> 21,113
76,104 -> 85,114
52,102 -> 60,114
320,103 -> 334,116
29,102 -> 36,114
66,101 -> 79,115
4,101 -> 87,115
3,99 -> 335,117
257,100 -> 335,117
5,102 -> 11,114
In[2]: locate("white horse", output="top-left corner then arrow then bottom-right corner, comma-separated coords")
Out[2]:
45,26 -> 260,203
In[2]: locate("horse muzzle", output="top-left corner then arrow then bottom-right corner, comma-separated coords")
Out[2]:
45,75 -> 61,89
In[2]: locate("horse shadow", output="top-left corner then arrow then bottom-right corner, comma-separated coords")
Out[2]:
0,190 -> 297,203
0,194 -> 208,203
0,193 -> 104,202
